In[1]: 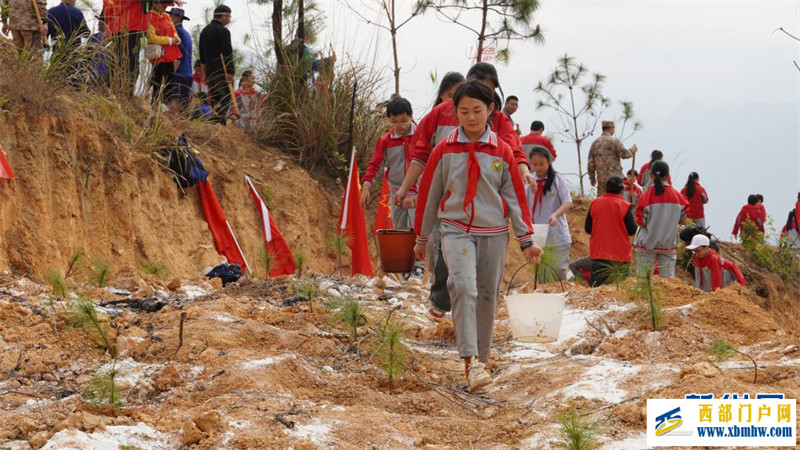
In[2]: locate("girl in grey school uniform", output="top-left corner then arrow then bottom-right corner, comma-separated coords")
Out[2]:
413,81 -> 543,393
526,146 -> 573,280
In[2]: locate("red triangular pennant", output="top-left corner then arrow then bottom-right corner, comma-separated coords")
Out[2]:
197,179 -> 250,273
0,146 -> 15,180
245,176 -> 296,277
338,149 -> 374,277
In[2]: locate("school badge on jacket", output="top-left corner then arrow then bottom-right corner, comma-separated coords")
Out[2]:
491,159 -> 503,172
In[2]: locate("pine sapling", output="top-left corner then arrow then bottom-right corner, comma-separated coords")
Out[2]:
376,319 -> 406,390
259,247 -> 272,279
294,248 -> 307,277
44,269 -> 67,297
90,260 -> 112,287
593,262 -> 630,290
556,406 -> 601,450
64,248 -> 84,279
332,296 -> 366,342
708,339 -> 758,383
63,299 -> 117,358
141,260 -> 168,279
631,270 -> 663,331
327,231 -> 347,277
83,360 -> 120,409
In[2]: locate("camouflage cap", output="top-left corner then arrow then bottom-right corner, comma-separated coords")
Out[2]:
602,120 -> 615,128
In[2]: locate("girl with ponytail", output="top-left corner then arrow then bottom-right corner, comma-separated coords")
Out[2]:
633,161 -> 689,278
680,172 -> 709,228
638,150 -> 672,189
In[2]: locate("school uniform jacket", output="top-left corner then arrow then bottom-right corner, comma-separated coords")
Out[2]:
732,204 -> 764,236
410,99 -> 528,170
634,184 -> 688,252
414,127 -> 534,248
693,250 -> 745,292
585,193 -> 637,262
637,161 -> 672,189
795,201 -> 800,232
680,184 -> 708,220
521,133 -> 557,160
362,125 -> 416,192
622,182 -> 642,207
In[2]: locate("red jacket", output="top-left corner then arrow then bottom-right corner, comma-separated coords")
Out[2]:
623,182 -> 642,207
588,193 -> 634,262
638,161 -> 672,187
410,99 -> 527,169
732,204 -> 764,236
694,250 -> 745,292
795,201 -> 800,231
146,11 -> 181,64
680,184 -> 708,220
104,0 -> 148,34
521,132 -> 557,159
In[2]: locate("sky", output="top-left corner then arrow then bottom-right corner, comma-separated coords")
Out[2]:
58,0 -> 800,241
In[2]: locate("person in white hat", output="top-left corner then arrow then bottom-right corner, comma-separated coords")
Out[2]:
686,234 -> 745,292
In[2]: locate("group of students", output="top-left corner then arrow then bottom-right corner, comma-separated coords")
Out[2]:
359,62 -> 770,393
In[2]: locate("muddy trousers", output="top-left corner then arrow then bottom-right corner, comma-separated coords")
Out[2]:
388,190 -> 414,229
426,226 -> 452,311
441,224 -> 508,363
635,249 -> 676,278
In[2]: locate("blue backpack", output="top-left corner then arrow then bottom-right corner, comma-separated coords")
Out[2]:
168,134 -> 208,188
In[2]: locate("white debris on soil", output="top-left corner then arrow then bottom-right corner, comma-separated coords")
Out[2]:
601,432 -> 649,449
213,313 -> 243,323
387,298 -> 402,308
557,357 -> 641,403
181,285 -> 210,300
103,287 -> 131,296
220,420 -> 252,448
96,358 -> 160,388
241,354 -> 295,370
285,418 -> 339,447
327,288 -> 342,297
41,422 -> 178,450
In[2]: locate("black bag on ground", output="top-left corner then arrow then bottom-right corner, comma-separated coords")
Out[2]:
168,134 -> 208,188
206,263 -> 243,286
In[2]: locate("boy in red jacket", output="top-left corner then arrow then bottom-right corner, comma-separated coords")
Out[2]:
732,194 -> 765,237
686,235 -> 745,292
521,120 -> 557,160
361,97 -> 416,229
622,169 -> 642,207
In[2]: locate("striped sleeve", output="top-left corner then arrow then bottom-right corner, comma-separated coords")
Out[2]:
498,143 -> 534,245
362,134 -> 388,186
414,142 -> 446,243
410,107 -> 439,167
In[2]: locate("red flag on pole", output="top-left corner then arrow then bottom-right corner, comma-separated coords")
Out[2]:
0,146 -> 15,180
338,149 -> 374,277
244,176 -> 296,277
197,180 -> 251,274
373,169 -> 392,236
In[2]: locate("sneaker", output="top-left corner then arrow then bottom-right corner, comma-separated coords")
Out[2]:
467,359 -> 493,393
427,304 -> 446,322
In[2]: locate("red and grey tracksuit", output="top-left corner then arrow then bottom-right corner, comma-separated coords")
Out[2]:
411,99 -> 528,313
681,184 -> 709,228
637,161 -> 672,190
622,182 -> 642,208
415,127 -> 534,363
732,204 -> 764,236
634,184 -> 688,277
362,125 -> 416,228
693,250 -> 745,292
521,132 -> 557,160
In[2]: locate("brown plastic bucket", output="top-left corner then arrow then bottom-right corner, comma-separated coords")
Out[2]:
376,229 -> 416,273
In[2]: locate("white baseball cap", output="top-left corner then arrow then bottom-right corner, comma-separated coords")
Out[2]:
686,234 -> 710,250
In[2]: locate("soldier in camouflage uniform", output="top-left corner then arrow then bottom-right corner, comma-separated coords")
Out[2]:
1,0 -> 47,53
587,120 -> 637,196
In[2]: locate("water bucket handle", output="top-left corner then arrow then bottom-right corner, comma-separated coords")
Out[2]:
505,261 -> 565,296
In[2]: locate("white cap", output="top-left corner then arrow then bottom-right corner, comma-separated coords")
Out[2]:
686,234 -> 710,250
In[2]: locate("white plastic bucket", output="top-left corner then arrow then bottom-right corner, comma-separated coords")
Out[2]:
533,224 -> 549,248
505,292 -> 567,343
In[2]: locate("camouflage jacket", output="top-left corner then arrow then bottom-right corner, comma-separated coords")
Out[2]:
1,0 -> 47,31
587,133 -> 633,184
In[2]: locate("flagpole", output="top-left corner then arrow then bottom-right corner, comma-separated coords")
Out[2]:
340,147 -> 356,234
226,221 -> 252,276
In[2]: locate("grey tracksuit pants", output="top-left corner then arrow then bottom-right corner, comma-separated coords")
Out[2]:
440,224 -> 508,363
388,191 -> 414,229
636,249 -> 677,278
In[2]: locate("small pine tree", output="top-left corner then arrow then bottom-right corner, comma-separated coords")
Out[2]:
532,245 -> 560,284
141,260 -> 169,279
327,231 -> 347,276
557,406 -> 601,450
83,361 -> 121,409
64,248 -> 85,279
44,269 -> 67,297
90,260 -> 112,288
376,319 -> 406,390
294,248 -> 307,277
630,270 -> 663,331
259,247 -> 272,279
62,299 -> 117,358
708,339 -> 758,383
332,296 -> 366,342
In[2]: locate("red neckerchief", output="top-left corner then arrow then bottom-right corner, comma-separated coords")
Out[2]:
463,142 -> 480,232
531,178 -> 546,215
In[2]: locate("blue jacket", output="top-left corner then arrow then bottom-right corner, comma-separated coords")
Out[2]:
175,23 -> 192,78
47,4 -> 89,48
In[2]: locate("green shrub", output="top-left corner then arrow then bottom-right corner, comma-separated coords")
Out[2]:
44,270 -> 67,297
630,271 -> 663,331
556,406 -> 601,450
331,296 -> 366,342
141,260 -> 169,279
90,260 -> 112,288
